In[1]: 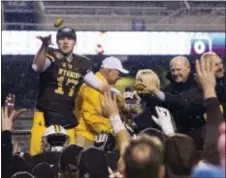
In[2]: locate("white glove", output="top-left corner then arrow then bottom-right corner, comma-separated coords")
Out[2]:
151,106 -> 176,135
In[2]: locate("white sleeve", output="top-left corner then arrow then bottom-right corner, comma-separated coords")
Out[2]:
83,71 -> 102,90
110,87 -> 121,95
156,91 -> 166,101
32,59 -> 51,72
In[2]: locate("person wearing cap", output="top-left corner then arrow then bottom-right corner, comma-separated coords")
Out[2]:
30,27 -> 111,156
75,56 -> 129,147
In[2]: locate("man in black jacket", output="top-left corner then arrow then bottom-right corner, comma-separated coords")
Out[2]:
162,56 -> 205,132
145,56 -> 206,149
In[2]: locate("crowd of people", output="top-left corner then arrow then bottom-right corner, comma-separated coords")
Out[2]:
2,26 -> 225,178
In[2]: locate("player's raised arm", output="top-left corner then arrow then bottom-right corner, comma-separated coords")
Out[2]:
32,35 -> 52,72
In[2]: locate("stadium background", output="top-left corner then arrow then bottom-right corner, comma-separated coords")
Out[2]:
1,1 -> 225,151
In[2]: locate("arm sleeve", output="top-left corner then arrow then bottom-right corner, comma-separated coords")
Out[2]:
32,47 -> 55,72
164,87 -> 204,109
2,131 -> 13,178
32,59 -> 51,72
81,86 -> 112,133
155,91 -> 166,101
201,97 -> 224,165
83,71 -> 103,91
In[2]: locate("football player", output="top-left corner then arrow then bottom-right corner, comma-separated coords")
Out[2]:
30,27 -> 109,155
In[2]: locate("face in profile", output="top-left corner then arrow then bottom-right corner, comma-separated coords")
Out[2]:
170,57 -> 190,83
57,36 -> 76,55
107,69 -> 120,85
201,53 -> 225,79
212,56 -> 224,78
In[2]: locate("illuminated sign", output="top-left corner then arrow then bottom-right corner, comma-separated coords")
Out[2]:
2,31 -> 225,55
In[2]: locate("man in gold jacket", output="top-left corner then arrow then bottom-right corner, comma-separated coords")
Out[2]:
75,56 -> 129,147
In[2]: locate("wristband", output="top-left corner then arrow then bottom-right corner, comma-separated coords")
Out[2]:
109,115 -> 125,134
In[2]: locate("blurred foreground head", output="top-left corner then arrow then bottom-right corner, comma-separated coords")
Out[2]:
170,56 -> 190,83
78,147 -> 109,178
201,52 -> 224,78
121,134 -> 165,178
165,133 -> 197,176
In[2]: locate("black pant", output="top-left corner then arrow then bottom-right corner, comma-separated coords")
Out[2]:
43,110 -> 78,129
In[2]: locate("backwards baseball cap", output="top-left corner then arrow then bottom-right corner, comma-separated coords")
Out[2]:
101,56 -> 129,74
56,27 -> 76,40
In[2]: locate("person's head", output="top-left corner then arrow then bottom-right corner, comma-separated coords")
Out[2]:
139,128 -> 166,145
100,56 -> 129,85
121,134 -> 165,178
56,27 -> 76,55
32,162 -> 56,178
78,147 -> 109,178
170,56 -> 191,83
165,134 -> 197,176
135,69 -> 160,91
200,52 -> 224,78
10,172 -> 34,178
59,145 -> 83,178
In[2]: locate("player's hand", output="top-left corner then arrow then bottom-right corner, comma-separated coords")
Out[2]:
36,35 -> 52,46
100,91 -> 119,118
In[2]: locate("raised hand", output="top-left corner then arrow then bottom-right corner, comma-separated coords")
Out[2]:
36,35 -> 52,46
2,94 -> 27,131
151,106 -> 176,135
195,58 -> 216,98
100,91 -> 119,118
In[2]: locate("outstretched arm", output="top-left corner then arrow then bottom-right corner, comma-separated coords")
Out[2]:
101,91 -> 130,156
32,35 -> 52,72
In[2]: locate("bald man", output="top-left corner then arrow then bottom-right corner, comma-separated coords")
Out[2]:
146,56 -> 205,150
200,52 -> 224,78
121,135 -> 165,178
169,56 -> 191,83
